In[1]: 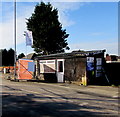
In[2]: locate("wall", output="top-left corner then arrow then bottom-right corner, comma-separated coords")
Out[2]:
17,59 -> 33,80
35,57 -> 87,84
64,57 -> 86,84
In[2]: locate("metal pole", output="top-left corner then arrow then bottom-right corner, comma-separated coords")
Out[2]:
14,0 -> 17,80
26,45 -> 27,59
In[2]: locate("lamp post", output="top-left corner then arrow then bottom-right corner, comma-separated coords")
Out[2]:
14,0 -> 17,80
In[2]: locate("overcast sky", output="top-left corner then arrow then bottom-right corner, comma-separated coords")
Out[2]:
0,1 -> 118,55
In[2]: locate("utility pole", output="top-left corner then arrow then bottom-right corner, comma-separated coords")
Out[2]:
14,0 -> 17,80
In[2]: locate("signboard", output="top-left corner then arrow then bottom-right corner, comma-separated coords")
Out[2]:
96,58 -> 102,65
96,58 -> 102,77
28,62 -> 35,72
87,57 -> 94,71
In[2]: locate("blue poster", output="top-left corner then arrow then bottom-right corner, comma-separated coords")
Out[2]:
87,57 -> 94,71
28,62 -> 35,72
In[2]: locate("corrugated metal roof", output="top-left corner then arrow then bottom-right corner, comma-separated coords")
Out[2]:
35,50 -> 105,60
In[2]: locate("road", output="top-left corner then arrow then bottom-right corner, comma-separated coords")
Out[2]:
1,76 -> 119,117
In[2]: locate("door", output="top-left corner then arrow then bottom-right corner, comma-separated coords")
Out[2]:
57,59 -> 64,83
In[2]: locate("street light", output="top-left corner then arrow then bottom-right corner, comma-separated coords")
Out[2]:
14,0 -> 17,80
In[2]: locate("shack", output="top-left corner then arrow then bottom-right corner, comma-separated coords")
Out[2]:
35,50 -> 106,85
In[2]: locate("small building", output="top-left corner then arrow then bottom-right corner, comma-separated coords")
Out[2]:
105,54 -> 111,61
105,54 -> 118,62
35,50 -> 105,85
0,66 -> 16,74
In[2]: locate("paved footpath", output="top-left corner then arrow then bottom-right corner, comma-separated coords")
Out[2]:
1,75 -> 120,117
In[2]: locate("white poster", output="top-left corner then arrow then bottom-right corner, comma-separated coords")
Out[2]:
25,31 -> 33,46
96,58 -> 102,77
87,57 -> 94,62
96,58 -> 102,65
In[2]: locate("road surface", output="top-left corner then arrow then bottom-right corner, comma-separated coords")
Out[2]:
1,76 -> 119,117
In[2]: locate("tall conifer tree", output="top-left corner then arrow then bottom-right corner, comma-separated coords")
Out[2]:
26,2 -> 69,54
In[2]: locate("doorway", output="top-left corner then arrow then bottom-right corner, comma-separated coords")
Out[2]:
57,59 -> 64,83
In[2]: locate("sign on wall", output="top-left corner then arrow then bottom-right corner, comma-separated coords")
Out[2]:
96,58 -> 102,65
28,62 -> 35,72
87,57 -> 94,71
96,58 -> 102,77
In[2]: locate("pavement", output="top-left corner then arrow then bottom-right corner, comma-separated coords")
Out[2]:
1,74 -> 120,117
33,82 -> 119,98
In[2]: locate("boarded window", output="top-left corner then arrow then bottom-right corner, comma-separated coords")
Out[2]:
40,60 -> 46,63
39,60 -> 55,73
47,60 -> 55,63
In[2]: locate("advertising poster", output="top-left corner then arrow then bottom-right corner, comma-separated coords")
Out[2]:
96,58 -> 102,77
87,57 -> 94,71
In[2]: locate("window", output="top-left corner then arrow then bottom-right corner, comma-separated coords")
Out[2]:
39,60 -> 46,63
47,60 -> 55,64
58,61 -> 63,72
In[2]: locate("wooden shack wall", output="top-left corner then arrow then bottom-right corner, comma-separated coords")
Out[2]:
64,57 -> 86,83
104,62 -> 120,85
